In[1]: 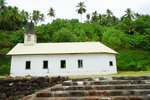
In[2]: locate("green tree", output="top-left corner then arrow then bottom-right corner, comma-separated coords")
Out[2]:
8,6 -> 22,30
86,14 -> 90,23
134,15 -> 150,34
0,6 -> 23,30
106,9 -> 113,18
20,10 -> 29,27
76,2 -> 86,22
47,7 -> 55,22
123,8 -> 134,20
52,28 -> 77,42
0,0 -> 7,11
91,11 -> 99,22
105,9 -> 114,26
105,9 -> 119,26
32,10 -> 45,25
0,0 -> 10,30
117,19 -> 135,35
102,28 -> 127,49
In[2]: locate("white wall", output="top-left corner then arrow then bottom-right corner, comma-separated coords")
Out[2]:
10,54 -> 117,77
24,34 -> 37,45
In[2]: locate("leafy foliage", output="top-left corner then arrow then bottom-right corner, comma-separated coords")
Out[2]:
102,28 -> 127,49
117,49 -> 150,71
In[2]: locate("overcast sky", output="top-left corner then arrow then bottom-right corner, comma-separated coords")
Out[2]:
6,0 -> 150,24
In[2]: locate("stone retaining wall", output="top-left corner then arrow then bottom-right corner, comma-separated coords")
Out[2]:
0,76 -> 68,99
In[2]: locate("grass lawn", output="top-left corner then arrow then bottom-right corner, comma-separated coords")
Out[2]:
112,71 -> 150,76
69,71 -> 150,78
0,75 -> 6,78
0,71 -> 150,78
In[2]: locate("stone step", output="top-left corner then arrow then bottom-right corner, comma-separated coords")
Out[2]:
22,76 -> 150,100
36,90 -> 150,97
71,76 -> 150,82
50,84 -> 150,91
112,76 -> 150,80
32,96 -> 150,100
62,80 -> 150,86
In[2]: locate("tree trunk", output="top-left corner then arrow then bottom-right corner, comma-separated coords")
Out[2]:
80,14 -> 82,23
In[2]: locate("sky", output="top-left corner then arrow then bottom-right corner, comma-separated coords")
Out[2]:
6,0 -> 150,24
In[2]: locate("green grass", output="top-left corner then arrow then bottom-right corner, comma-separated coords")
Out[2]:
69,71 -> 150,78
0,75 -> 6,78
111,71 -> 150,76
0,71 -> 150,79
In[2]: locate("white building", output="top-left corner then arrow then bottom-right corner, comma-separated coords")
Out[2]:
7,22 -> 118,77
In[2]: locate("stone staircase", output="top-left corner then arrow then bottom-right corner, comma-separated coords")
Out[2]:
24,76 -> 150,100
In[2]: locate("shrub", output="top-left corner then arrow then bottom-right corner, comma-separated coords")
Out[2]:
117,49 -> 150,71
0,66 -> 10,75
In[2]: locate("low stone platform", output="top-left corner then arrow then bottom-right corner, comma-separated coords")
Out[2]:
0,76 -> 68,99
23,76 -> 150,100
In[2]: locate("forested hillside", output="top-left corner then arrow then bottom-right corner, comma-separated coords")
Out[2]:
0,0 -> 150,75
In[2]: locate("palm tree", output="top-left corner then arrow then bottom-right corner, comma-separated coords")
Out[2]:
20,10 -> 29,26
134,12 -> 140,18
47,7 -> 55,22
106,9 -> 113,18
76,2 -> 86,22
32,10 -> 45,25
91,11 -> 98,22
8,6 -> 21,30
0,0 -> 7,11
21,10 -> 29,21
86,14 -> 90,23
0,0 -> 7,26
123,8 -> 134,20
40,14 -> 45,22
105,9 -> 115,26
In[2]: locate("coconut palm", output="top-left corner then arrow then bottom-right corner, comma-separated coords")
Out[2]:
106,9 -> 113,18
21,10 -> 29,21
91,11 -> 98,22
8,6 -> 21,30
47,7 -> 55,22
76,2 -> 86,22
0,0 -> 6,25
86,14 -> 90,23
32,10 -> 45,25
123,8 -> 134,20
0,0 -> 7,11
40,14 -> 45,22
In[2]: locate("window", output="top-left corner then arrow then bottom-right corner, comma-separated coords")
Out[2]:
26,61 -> 31,69
109,61 -> 113,66
61,60 -> 66,69
27,35 -> 31,41
78,60 -> 83,68
43,61 -> 48,69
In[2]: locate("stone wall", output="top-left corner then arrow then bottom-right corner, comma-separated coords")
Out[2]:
0,76 -> 68,99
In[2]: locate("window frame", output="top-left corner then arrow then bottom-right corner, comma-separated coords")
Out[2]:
109,61 -> 113,66
26,61 -> 31,70
43,60 -> 48,69
60,60 -> 66,69
78,59 -> 83,68
27,35 -> 31,41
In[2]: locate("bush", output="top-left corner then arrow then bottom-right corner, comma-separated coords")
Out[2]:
0,66 -> 10,75
127,33 -> 150,50
117,49 -> 150,71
